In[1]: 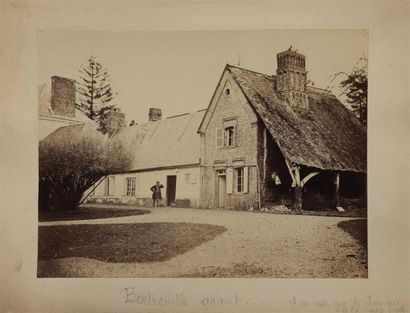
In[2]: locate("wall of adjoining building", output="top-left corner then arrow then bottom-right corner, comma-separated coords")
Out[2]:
86,166 -> 200,208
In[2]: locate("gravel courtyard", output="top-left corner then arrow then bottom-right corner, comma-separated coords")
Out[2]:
38,207 -> 367,278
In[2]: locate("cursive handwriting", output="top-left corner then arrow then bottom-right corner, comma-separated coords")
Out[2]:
121,287 -> 188,306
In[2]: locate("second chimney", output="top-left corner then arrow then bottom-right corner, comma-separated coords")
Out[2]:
51,76 -> 76,118
149,108 -> 162,122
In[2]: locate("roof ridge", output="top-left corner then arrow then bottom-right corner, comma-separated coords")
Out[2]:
227,64 -> 273,79
307,85 -> 332,93
167,112 -> 190,119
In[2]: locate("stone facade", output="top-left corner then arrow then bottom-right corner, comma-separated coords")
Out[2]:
51,76 -> 76,117
199,69 -> 297,210
199,72 -> 260,209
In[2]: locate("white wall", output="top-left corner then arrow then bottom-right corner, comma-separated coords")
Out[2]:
87,166 -> 200,207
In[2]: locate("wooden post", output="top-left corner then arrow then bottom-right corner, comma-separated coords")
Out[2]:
294,186 -> 303,212
262,127 -> 267,198
293,166 -> 302,212
334,172 -> 340,208
79,175 -> 107,205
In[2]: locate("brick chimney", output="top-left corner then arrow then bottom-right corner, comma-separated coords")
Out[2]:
149,108 -> 162,122
51,76 -> 76,117
106,109 -> 126,136
276,47 -> 309,109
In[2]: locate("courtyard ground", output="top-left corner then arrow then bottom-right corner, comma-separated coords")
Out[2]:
38,206 -> 367,278
38,206 -> 150,222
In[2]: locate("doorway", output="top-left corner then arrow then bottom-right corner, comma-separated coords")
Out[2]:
166,175 -> 177,206
218,174 -> 226,208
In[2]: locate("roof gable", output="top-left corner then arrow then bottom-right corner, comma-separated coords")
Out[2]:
198,66 -> 257,134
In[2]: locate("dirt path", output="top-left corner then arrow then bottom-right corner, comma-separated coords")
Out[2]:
38,207 -> 367,278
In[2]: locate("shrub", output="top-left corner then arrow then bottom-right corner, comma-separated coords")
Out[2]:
39,125 -> 133,211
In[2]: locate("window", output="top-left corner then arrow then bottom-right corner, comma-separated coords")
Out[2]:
216,118 -> 237,148
234,167 -> 244,193
224,126 -> 235,147
104,176 -> 115,196
126,177 -> 136,196
232,167 -> 248,193
217,169 -> 226,176
225,88 -> 230,95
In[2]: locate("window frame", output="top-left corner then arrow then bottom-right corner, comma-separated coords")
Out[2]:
126,177 -> 136,196
216,117 -> 238,149
224,126 -> 235,147
233,167 -> 244,193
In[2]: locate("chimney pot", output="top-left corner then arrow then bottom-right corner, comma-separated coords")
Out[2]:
149,108 -> 162,122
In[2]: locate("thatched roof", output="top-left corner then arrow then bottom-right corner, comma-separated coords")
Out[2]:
41,124 -> 102,142
115,110 -> 205,171
226,65 -> 366,172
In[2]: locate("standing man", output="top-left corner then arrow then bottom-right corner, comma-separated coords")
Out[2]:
150,181 -> 164,207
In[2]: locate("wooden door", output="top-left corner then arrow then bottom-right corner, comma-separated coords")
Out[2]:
218,175 -> 226,208
166,175 -> 177,206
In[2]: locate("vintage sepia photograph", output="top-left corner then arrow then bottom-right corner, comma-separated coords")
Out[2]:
37,30 -> 368,278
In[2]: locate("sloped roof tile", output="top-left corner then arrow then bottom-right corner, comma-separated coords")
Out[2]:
227,65 -> 366,172
115,110 -> 205,171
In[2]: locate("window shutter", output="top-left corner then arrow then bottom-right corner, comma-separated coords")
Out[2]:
123,177 -> 127,196
243,166 -> 249,193
234,125 -> 238,146
216,128 -> 223,147
226,168 -> 233,194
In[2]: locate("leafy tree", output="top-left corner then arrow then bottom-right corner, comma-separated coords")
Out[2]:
329,56 -> 368,126
39,125 -> 133,211
76,55 -> 121,133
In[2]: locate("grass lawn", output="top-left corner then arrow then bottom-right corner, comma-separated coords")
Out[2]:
38,207 -> 150,222
337,218 -> 367,249
38,222 -> 226,263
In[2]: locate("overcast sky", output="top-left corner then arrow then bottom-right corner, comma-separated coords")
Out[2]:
38,30 -> 368,124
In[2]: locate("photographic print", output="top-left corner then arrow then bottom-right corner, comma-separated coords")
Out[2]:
37,30 -> 368,278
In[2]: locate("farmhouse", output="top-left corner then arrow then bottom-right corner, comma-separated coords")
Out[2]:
198,47 -> 366,210
86,108 -> 205,207
84,47 -> 366,210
